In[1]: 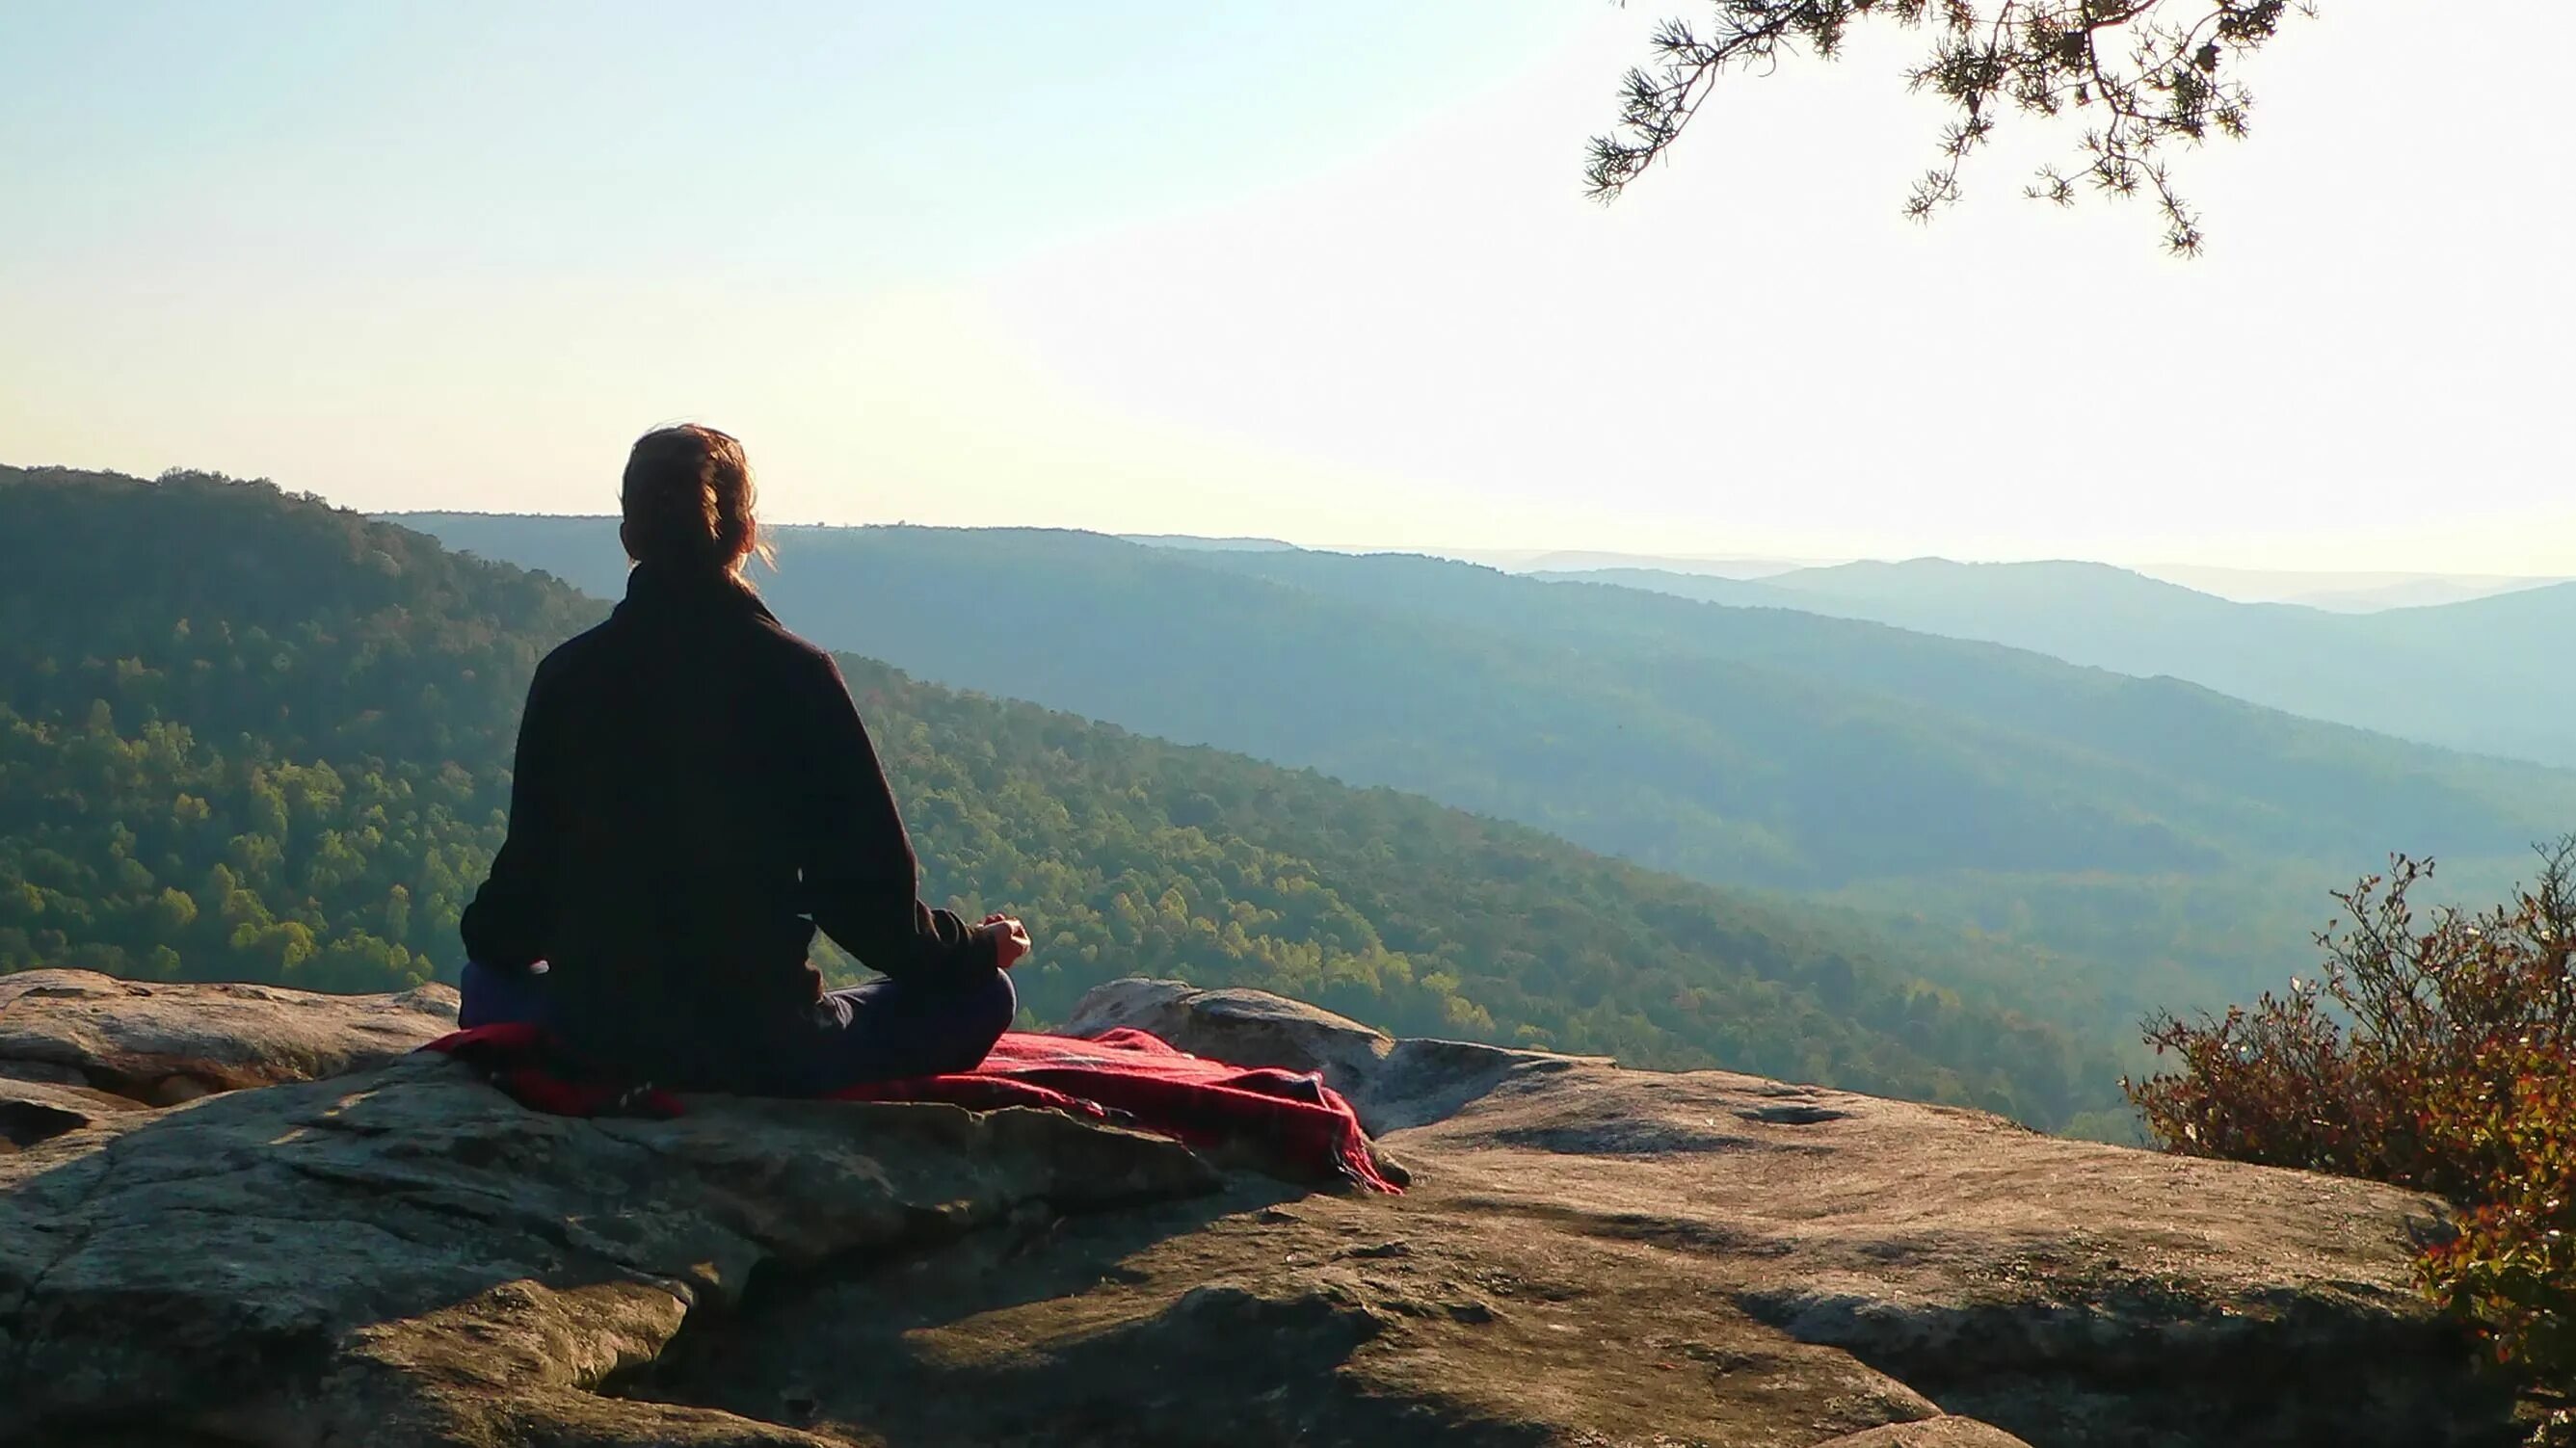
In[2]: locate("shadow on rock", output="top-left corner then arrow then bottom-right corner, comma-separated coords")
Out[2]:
631,1178 -> 1547,1448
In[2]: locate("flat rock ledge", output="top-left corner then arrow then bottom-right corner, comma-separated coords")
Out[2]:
0,968 -> 461,1102
0,971 -> 2524,1448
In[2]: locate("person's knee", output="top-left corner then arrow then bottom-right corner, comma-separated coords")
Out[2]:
816,966 -> 1017,1087
963,963 -> 1018,1047
919,964 -> 1016,1075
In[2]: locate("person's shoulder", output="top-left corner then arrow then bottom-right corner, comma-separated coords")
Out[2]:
744,605 -> 847,684
529,615 -> 619,688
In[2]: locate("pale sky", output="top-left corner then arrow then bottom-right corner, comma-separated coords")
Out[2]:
4,3 -> 2570,571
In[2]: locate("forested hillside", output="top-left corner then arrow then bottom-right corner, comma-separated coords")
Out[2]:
1551,559 -> 2576,770
400,513 -> 2576,1022
0,467 -> 2125,1131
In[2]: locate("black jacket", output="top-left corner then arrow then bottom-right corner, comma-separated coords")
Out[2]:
460,562 -> 995,1072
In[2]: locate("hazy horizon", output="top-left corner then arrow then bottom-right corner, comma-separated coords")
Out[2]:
7,3 -> 2570,571
356,500 -> 2568,608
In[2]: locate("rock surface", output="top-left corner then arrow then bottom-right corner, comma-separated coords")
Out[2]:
0,973 -> 2523,1448
0,1054 -> 1215,1446
0,968 -> 460,1100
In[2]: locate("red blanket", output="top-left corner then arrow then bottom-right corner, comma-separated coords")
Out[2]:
420,1023 -> 1400,1194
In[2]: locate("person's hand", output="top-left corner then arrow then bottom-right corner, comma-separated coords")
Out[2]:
982,913 -> 1032,971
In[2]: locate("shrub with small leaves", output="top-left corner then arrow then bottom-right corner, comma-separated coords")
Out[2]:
2418,1036 -> 2575,1422
2128,840 -> 2576,1420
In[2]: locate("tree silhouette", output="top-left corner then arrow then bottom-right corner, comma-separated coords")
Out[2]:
1588,1 -> 2315,252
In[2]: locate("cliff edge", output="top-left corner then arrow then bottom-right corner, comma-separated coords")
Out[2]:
0,969 -> 2517,1447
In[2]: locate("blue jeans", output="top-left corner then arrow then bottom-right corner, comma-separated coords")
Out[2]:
458,960 -> 1017,1095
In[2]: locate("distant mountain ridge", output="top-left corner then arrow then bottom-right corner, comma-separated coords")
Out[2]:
394,513 -> 2576,1025
2132,562 -> 2563,610
1545,557 -> 2576,768
1472,548 -> 1814,579
1114,533 -> 1298,553
1123,539 -> 1817,578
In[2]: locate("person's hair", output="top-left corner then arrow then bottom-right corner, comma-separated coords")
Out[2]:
619,424 -> 774,577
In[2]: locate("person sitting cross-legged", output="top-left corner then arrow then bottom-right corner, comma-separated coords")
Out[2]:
456,423 -> 1028,1095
